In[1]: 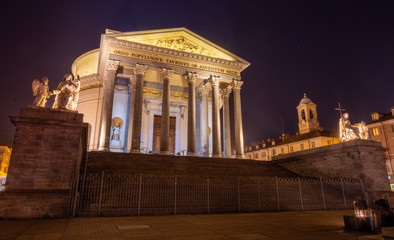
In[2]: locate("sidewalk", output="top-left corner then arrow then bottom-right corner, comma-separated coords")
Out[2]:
0,210 -> 373,240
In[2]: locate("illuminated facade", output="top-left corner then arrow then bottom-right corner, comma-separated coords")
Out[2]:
0,146 -> 11,188
245,94 -> 340,160
73,28 -> 250,157
366,107 -> 394,189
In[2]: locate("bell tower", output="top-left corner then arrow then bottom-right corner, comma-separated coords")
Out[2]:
296,93 -> 321,134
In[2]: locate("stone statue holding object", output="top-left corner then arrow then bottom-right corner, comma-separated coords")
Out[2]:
31,77 -> 53,107
339,112 -> 370,141
52,73 -> 80,110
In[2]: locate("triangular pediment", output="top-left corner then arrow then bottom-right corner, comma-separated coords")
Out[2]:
110,28 -> 247,63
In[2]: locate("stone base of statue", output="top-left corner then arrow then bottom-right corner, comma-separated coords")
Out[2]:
272,139 -> 390,192
0,107 -> 88,218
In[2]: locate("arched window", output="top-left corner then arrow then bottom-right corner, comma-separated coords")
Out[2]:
309,109 -> 314,119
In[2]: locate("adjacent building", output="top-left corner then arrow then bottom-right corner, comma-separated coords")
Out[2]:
73,28 -> 250,157
245,94 -> 340,160
0,146 -> 11,189
366,107 -> 394,189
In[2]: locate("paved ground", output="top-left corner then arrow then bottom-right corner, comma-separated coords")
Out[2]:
0,210 -> 376,240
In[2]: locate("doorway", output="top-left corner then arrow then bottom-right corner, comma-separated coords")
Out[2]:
152,115 -> 176,154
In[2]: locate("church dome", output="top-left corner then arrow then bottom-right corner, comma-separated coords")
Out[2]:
299,93 -> 312,104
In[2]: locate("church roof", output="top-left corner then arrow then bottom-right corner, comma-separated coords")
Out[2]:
105,27 -> 250,67
299,93 -> 312,105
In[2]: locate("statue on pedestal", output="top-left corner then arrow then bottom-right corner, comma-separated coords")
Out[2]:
339,113 -> 370,142
52,73 -> 80,110
31,77 -> 52,107
110,117 -> 123,147
339,112 -> 359,141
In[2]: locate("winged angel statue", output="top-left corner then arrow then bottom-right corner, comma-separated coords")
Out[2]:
31,77 -> 52,107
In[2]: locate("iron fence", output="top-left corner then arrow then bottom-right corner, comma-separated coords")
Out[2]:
69,173 -> 371,217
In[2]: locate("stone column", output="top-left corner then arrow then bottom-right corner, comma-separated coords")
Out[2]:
208,75 -> 222,157
200,86 -> 210,157
131,64 -> 148,153
221,85 -> 232,158
160,68 -> 174,154
126,75 -> 137,152
232,79 -> 245,158
185,71 -> 199,156
99,59 -> 120,151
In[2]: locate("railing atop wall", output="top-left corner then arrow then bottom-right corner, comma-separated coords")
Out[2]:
69,173 -> 371,217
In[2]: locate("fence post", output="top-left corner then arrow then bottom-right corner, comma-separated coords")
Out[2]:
341,178 -> 347,208
237,177 -> 241,213
207,177 -> 210,214
98,171 -> 105,216
298,177 -> 304,211
174,176 -> 177,215
257,179 -> 261,211
275,177 -> 280,211
320,178 -> 326,209
72,174 -> 80,217
138,174 -> 142,216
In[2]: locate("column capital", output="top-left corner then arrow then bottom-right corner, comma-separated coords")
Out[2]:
220,84 -> 232,98
161,68 -> 174,80
184,71 -> 199,84
134,64 -> 148,75
232,79 -> 243,90
107,59 -> 120,71
208,75 -> 221,87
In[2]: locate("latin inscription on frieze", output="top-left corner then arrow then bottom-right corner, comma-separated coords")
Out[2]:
111,48 -> 240,76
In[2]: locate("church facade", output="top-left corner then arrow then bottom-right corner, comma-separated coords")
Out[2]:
72,28 -> 250,157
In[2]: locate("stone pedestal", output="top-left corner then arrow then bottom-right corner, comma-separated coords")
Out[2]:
273,140 -> 390,191
0,107 -> 88,218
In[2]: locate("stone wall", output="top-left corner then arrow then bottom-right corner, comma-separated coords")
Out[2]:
0,107 -> 88,218
272,140 -> 390,191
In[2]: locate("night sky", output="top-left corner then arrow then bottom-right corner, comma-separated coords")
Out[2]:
0,0 -> 393,147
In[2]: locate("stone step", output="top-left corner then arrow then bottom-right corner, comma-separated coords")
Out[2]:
83,151 -> 298,177
382,227 -> 394,238
359,235 -> 382,240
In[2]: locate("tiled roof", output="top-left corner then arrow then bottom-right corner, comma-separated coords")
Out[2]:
245,130 -> 338,153
276,130 -> 337,146
366,112 -> 394,125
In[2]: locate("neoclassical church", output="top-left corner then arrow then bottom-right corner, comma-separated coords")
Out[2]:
72,28 -> 250,158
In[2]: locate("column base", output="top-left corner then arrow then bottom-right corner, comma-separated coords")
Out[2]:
99,147 -> 111,152
160,151 -> 171,155
236,154 -> 245,159
212,153 -> 222,158
187,152 -> 197,156
130,149 -> 142,154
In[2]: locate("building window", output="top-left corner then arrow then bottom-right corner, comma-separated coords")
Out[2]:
254,153 -> 258,159
311,141 -> 315,148
281,148 -> 284,154
300,144 -> 304,150
372,127 -> 380,136
261,152 -> 266,157
327,140 -> 331,145
272,149 -> 276,155
290,146 -> 294,152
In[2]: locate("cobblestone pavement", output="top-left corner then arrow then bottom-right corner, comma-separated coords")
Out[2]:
0,210 -> 374,240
